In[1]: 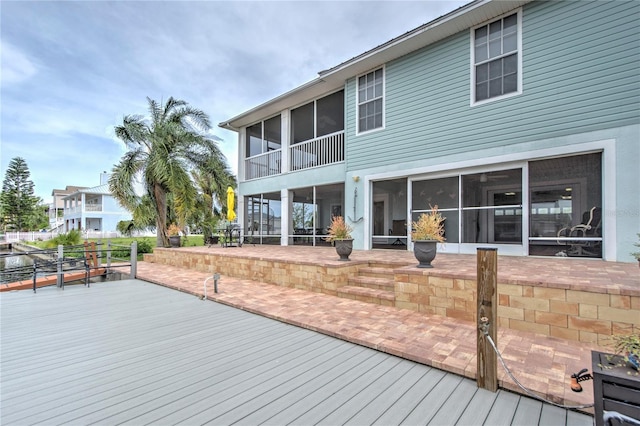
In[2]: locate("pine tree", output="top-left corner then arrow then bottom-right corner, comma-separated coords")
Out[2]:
0,157 -> 40,231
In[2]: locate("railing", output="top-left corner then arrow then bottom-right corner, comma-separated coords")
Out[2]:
290,131 -> 344,172
85,204 -> 103,212
244,150 -> 281,180
64,204 -> 103,213
3,231 -> 122,242
0,241 -> 138,291
4,231 -> 57,242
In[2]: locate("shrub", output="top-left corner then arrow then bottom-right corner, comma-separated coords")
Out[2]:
136,239 -> 153,254
45,229 -> 81,248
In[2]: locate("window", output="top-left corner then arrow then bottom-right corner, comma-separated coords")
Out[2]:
411,170 -> 522,245
245,192 -> 282,245
245,115 -> 281,158
291,90 -> 344,144
357,68 -> 384,133
317,91 -> 344,137
472,12 -> 520,103
529,153 -> 602,258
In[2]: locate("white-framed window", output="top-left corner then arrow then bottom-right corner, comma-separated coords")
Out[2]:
245,115 -> 281,158
471,10 -> 522,105
357,67 -> 384,134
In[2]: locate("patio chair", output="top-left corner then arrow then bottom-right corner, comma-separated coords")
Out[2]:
603,411 -> 640,426
557,206 -> 602,256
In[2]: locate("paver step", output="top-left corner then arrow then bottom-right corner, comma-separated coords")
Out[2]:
347,276 -> 394,291
357,266 -> 396,279
365,261 -> 407,270
337,285 -> 395,306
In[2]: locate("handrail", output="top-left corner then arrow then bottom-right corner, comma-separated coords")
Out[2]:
0,240 -> 138,289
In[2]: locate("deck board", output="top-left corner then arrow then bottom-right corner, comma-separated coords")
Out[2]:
1,280 -> 594,425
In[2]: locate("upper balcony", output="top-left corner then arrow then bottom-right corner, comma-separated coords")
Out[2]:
243,90 -> 344,181
245,131 -> 344,180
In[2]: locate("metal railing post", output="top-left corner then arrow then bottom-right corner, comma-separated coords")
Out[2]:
107,240 -> 112,268
130,241 -> 137,279
57,245 -> 63,288
33,261 -> 37,293
85,258 -> 90,287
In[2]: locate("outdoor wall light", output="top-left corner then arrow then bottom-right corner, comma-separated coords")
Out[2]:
353,176 -> 360,182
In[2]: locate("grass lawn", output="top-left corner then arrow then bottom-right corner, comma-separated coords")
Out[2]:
27,234 -> 206,258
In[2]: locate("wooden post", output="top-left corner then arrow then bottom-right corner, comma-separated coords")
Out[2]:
90,241 -> 97,268
477,247 -> 498,392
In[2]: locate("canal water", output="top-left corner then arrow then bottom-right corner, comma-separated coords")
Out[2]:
0,250 -> 35,283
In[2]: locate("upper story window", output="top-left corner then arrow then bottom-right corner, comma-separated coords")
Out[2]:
472,11 -> 521,104
357,67 -> 384,133
246,115 -> 281,158
291,90 -> 344,144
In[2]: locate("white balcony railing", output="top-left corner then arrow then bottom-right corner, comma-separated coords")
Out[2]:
244,149 -> 282,181
289,131 -> 344,172
64,204 -> 103,214
85,204 -> 103,212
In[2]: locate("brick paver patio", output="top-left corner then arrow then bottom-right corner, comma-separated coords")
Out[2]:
132,245 -> 640,413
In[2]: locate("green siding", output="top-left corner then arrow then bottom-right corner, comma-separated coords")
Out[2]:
345,0 -> 640,171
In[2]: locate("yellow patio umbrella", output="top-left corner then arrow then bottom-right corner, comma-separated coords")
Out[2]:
226,187 -> 236,222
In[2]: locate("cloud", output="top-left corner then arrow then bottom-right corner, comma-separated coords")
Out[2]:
0,41 -> 38,84
1,0 -> 470,202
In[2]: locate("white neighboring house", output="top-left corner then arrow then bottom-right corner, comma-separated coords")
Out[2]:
49,186 -> 87,232
62,172 -> 132,234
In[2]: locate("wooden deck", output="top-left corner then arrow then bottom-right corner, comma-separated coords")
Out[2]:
0,280 -> 592,425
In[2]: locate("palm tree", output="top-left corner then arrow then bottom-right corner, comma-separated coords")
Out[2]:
189,157 -> 236,242
109,97 -> 230,247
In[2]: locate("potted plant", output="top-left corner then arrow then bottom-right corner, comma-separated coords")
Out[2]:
411,205 -> 445,268
612,332 -> 640,372
167,223 -> 181,248
325,216 -> 353,261
591,330 -> 640,423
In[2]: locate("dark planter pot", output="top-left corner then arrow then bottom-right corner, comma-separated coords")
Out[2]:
334,239 -> 353,261
413,240 -> 438,268
169,236 -> 181,248
592,350 -> 640,425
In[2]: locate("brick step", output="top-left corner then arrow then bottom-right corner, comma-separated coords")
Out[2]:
337,285 -> 395,306
347,276 -> 394,291
357,266 -> 397,279
366,261 -> 408,270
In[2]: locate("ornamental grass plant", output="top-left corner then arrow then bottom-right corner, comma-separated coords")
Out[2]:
325,216 -> 353,242
411,205 -> 445,243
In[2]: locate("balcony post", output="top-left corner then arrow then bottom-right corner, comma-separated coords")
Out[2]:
281,110 -> 290,173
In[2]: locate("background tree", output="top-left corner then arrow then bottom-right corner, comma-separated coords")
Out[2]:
189,156 -> 236,241
0,157 -> 40,231
109,97 -> 233,247
28,202 -> 50,231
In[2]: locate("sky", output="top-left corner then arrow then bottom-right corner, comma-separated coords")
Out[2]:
1,0 -> 469,204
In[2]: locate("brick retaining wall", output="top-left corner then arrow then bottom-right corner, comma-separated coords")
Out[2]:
145,248 -> 639,346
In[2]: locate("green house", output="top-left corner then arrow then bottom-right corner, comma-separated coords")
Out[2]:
220,0 -> 640,263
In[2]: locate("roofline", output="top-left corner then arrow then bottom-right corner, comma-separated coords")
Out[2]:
219,0 -> 531,131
